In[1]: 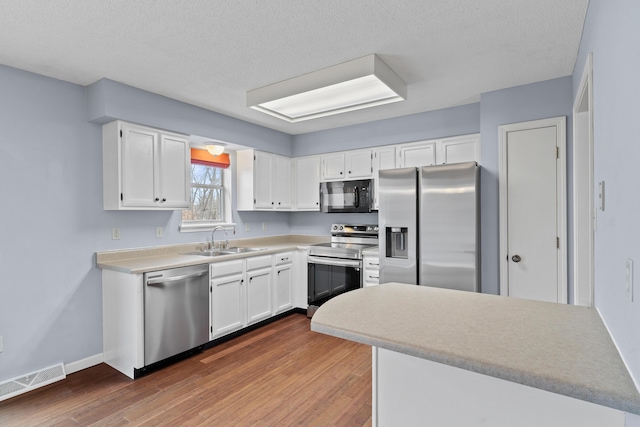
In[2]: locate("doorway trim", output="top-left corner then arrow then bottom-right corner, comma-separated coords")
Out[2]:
572,53 -> 595,307
498,116 -> 567,302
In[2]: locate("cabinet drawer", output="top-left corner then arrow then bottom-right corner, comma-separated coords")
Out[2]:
246,254 -> 273,271
210,259 -> 244,278
363,256 -> 380,270
274,252 -> 293,266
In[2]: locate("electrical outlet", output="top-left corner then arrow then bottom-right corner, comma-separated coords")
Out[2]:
156,226 -> 163,238
262,222 -> 267,230
0,336 -> 3,352
111,227 -> 121,240
245,223 -> 251,232
626,258 -> 634,302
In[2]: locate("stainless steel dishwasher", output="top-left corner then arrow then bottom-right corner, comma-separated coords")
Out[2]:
144,264 -> 209,366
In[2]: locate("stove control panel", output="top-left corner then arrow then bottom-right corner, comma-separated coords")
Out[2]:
331,224 -> 379,236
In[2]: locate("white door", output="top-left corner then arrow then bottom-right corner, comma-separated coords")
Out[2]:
345,149 -> 373,179
273,155 -> 292,209
398,141 -> 436,167
253,151 -> 273,209
274,264 -> 293,313
211,273 -> 244,338
295,156 -> 320,210
246,268 -> 272,325
121,124 -> 157,207
158,133 -> 190,208
499,117 -> 567,303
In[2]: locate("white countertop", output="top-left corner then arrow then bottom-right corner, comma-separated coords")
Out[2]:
96,235 -> 328,274
310,283 -> 640,415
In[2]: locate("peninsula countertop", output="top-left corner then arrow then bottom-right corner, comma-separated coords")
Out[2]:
96,235 -> 328,274
311,283 -> 640,416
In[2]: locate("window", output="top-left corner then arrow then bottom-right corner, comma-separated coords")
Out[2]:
182,163 -> 224,222
180,149 -> 233,232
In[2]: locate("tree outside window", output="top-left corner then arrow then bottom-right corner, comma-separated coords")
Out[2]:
182,163 -> 224,222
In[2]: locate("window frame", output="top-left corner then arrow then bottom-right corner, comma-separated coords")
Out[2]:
180,158 -> 235,233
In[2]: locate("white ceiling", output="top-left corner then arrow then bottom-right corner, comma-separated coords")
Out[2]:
0,0 -> 588,135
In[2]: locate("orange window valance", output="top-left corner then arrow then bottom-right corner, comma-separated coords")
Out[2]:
190,148 -> 230,169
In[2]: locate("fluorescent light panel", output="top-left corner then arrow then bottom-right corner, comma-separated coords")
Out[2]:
247,54 -> 406,123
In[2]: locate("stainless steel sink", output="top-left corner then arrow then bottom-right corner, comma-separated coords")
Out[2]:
185,247 -> 266,257
185,250 -> 229,257
221,247 -> 266,254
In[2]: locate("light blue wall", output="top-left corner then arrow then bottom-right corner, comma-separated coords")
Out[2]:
479,77 -> 574,296
87,78 -> 294,157
573,0 -> 640,396
293,103 -> 480,157
0,67 -> 291,382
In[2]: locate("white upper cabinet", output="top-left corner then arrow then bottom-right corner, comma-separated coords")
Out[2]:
103,121 -> 190,210
321,149 -> 373,181
438,134 -> 479,165
253,151 -> 274,209
273,155 -> 292,209
372,146 -> 397,210
397,134 -> 479,168
237,149 -> 292,211
321,152 -> 346,180
398,140 -> 437,168
294,156 -> 321,210
345,149 -> 373,179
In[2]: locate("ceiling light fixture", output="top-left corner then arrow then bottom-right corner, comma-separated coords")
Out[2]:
205,143 -> 226,156
247,54 -> 407,123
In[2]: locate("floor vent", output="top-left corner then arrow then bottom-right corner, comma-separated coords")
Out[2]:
0,363 -> 66,402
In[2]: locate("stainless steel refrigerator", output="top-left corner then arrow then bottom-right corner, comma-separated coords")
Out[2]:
378,161 -> 480,292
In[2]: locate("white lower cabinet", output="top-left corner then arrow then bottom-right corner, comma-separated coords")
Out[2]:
246,255 -> 273,325
210,260 -> 245,339
274,252 -> 293,314
363,251 -> 380,287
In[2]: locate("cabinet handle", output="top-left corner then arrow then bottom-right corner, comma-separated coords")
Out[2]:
271,202 -> 274,205
162,198 -> 166,202
340,171 -> 343,175
349,171 -> 351,174
155,197 -> 160,202
278,202 -> 281,205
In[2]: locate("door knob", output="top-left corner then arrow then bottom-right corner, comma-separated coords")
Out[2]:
512,255 -> 522,263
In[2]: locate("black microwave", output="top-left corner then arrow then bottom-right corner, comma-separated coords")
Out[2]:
319,179 -> 373,213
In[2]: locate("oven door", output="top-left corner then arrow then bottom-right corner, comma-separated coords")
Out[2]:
307,256 -> 362,306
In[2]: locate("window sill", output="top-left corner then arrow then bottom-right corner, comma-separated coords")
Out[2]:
179,222 -> 236,233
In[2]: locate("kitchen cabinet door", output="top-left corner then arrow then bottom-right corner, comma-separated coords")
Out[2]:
253,151 -> 274,209
158,133 -> 190,208
120,124 -> 157,208
294,156 -> 320,210
437,134 -> 479,165
345,149 -> 373,179
274,252 -> 294,314
321,152 -> 346,180
246,267 -> 272,325
398,141 -> 437,168
273,155 -> 292,209
274,264 -> 293,314
372,146 -> 397,210
103,120 -> 190,210
210,273 -> 244,339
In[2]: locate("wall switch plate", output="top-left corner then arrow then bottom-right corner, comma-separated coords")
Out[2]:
0,336 -> 3,352
626,258 -> 634,302
155,226 -> 163,238
262,222 -> 267,230
244,223 -> 250,232
111,227 -> 121,240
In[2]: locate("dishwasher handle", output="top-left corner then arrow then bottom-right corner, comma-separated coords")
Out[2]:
146,270 -> 208,286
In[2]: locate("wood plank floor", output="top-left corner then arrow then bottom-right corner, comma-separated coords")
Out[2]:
0,314 -> 372,426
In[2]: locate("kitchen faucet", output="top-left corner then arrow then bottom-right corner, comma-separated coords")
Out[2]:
210,225 -> 228,250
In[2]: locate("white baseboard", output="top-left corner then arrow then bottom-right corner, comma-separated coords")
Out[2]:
65,353 -> 103,375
